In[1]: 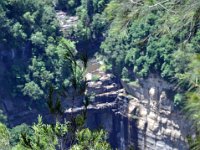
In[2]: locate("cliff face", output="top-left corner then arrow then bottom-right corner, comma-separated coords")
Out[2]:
117,76 -> 192,150
79,61 -> 192,150
0,54 -> 193,149
0,53 -> 192,149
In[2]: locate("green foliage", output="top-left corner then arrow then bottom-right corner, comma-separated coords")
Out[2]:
176,54 -> 200,149
101,34 -> 126,76
30,32 -> 46,47
0,123 -> 10,150
174,93 -> 184,108
23,39 -> 77,100
47,86 -> 63,119
71,128 -> 111,150
100,0 -> 200,81
1,0 -> 59,48
23,81 -> 44,100
10,124 -> 32,147
15,116 -> 68,150
28,116 -> 59,149
69,0 -> 110,42
0,109 -> 7,124
121,67 -> 129,81
11,22 -> 27,40
183,55 -> 200,130
0,0 -> 61,99
11,116 -> 110,150
188,135 -> 200,150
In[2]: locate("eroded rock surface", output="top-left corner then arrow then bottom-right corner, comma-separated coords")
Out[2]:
113,75 -> 192,150
64,58 -> 192,150
116,91 -> 191,150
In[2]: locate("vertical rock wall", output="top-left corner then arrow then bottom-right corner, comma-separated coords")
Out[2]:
117,75 -> 192,150
73,61 -> 192,149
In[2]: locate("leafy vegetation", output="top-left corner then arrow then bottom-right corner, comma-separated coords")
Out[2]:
0,123 -> 10,150
0,0 -> 61,98
71,128 -> 111,150
0,116 -> 111,150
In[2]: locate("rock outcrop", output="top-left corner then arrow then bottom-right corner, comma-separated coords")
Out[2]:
116,91 -> 191,150
63,59 -> 192,150
56,11 -> 78,32
118,75 -> 192,149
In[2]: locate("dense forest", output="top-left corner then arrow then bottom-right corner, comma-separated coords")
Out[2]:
0,0 -> 200,149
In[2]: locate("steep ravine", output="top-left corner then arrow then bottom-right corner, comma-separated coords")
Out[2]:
0,9 -> 193,150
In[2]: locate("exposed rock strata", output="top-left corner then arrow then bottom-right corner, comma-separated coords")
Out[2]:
0,55 -> 192,149
63,59 -> 192,150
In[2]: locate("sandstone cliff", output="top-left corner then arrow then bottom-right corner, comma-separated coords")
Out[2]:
69,58 -> 193,150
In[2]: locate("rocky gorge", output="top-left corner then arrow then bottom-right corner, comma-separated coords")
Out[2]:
0,8 -> 194,150
0,50 -> 193,149
64,57 -> 193,150
56,10 -> 193,150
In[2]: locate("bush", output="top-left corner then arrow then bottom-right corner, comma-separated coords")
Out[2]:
174,93 -> 184,108
10,124 -> 32,146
